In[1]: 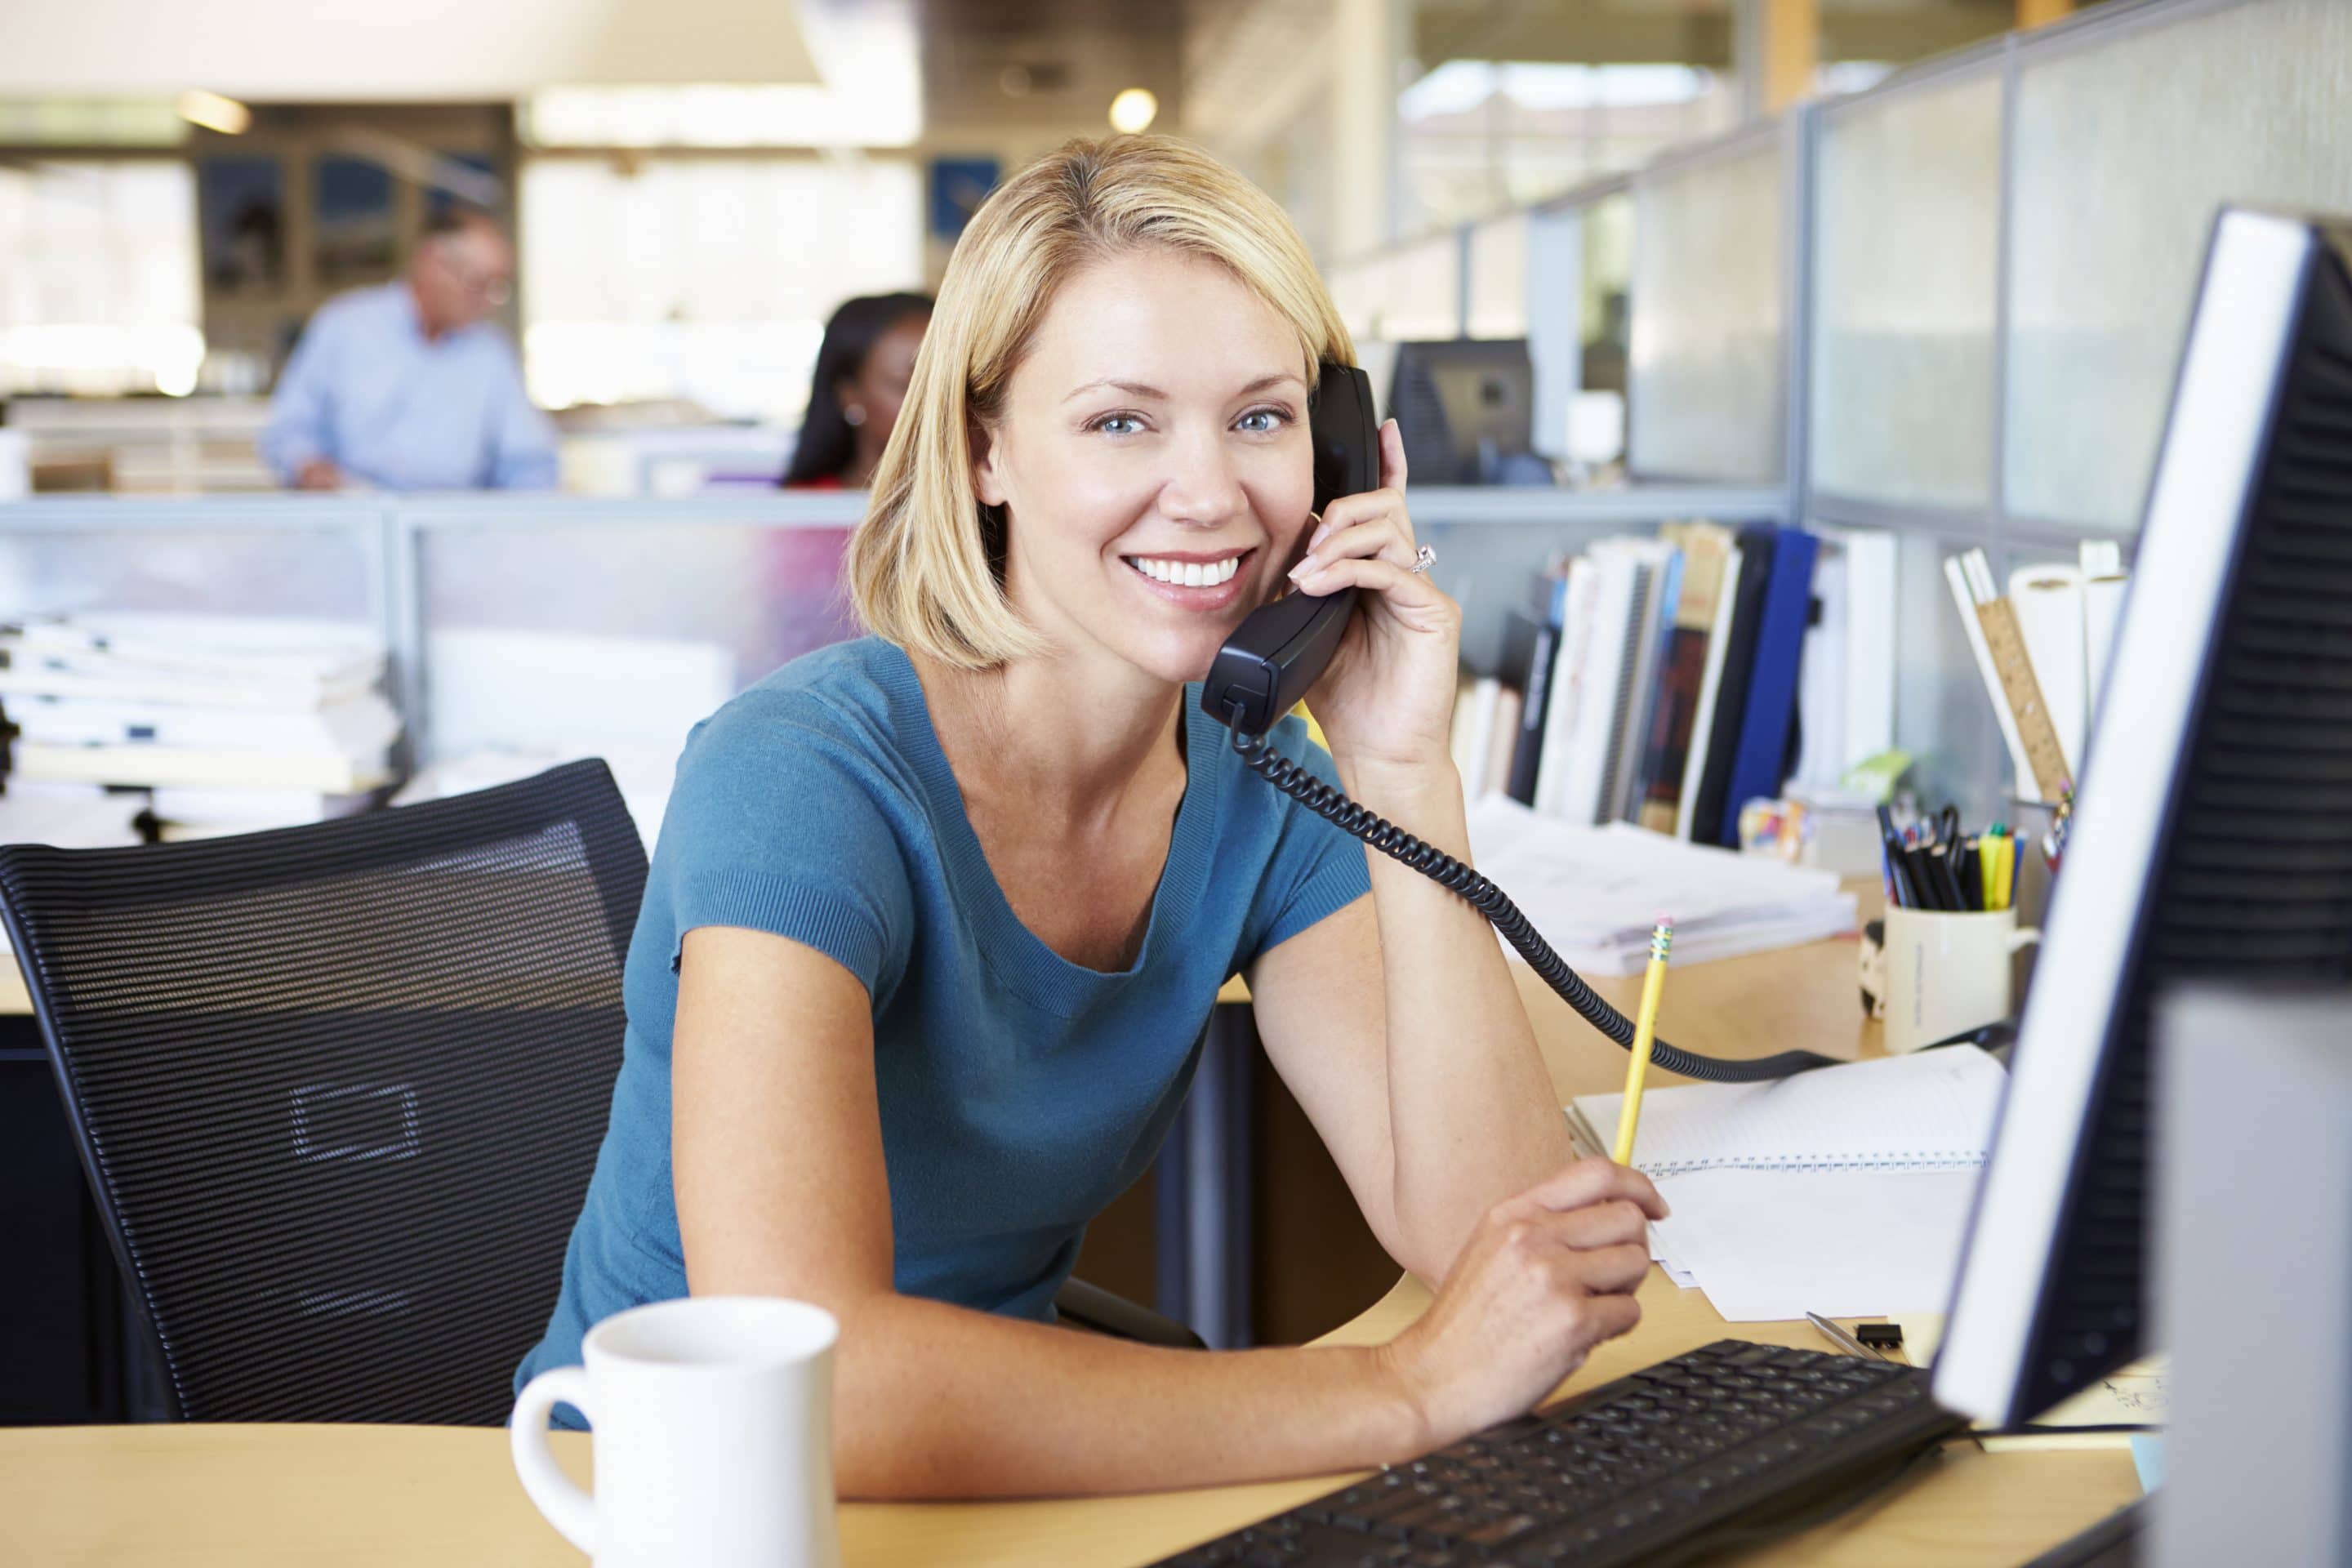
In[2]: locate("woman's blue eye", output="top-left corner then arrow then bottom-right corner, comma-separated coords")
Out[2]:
1092,413 -> 1145,436
1236,408 -> 1290,434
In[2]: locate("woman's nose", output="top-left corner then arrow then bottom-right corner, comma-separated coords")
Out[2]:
1156,430 -> 1245,528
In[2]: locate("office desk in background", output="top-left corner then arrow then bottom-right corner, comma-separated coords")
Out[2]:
0,922 -> 2142,1567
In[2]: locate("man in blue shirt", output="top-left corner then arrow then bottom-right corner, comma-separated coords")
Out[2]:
261,207 -> 558,491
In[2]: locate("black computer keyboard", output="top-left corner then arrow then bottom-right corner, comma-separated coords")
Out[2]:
1152,1340 -> 1965,1568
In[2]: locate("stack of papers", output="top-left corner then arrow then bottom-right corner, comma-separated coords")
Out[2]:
0,613 -> 396,835
1465,795 -> 1857,974
1567,1049 -> 2007,1321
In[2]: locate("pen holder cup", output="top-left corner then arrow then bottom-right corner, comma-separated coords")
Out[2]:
1873,907 -> 2040,1055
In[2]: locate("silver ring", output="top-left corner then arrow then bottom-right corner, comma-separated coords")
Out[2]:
1407,543 -> 1437,576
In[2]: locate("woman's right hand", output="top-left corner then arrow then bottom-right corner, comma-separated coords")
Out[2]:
1374,1157 -> 1668,1450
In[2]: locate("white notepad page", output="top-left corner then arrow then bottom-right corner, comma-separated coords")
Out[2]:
1650,1166 -> 1982,1321
1570,1047 -> 2006,1178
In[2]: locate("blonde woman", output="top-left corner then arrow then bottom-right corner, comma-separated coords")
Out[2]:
517,136 -> 1665,1498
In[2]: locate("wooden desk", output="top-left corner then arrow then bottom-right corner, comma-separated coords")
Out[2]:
0,923 -> 2140,1566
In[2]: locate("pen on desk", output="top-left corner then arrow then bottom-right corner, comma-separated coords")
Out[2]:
1875,807 -> 1918,908
1903,840 -> 1946,911
1805,1312 -> 1881,1361
1610,918 -> 1673,1165
1927,841 -> 1966,911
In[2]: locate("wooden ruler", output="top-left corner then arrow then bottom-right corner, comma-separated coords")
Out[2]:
1976,596 -> 2074,803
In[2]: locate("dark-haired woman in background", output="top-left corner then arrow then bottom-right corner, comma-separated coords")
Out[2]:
766,292 -> 934,669
782,292 -> 933,488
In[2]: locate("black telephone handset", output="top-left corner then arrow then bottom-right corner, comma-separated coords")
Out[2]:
1200,362 -> 1833,1085
1199,363 -> 1378,737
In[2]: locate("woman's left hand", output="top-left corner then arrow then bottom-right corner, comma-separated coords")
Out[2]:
1286,418 -> 1461,783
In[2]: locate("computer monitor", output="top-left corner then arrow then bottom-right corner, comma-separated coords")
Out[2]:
1388,339 -> 1539,485
1934,206 -> 2352,1427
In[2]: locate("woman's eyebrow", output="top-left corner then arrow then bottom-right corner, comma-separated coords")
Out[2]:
1236,372 -> 1307,397
1059,371 -> 1306,405
1062,378 -> 1166,403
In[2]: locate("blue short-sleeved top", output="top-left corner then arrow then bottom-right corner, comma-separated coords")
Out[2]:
516,636 -> 1370,1395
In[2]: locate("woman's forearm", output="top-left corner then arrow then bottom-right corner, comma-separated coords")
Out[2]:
1337,756 -> 1577,1280
831,1292 -> 1424,1498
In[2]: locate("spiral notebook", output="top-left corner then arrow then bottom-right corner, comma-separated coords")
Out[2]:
1566,1046 -> 2005,1179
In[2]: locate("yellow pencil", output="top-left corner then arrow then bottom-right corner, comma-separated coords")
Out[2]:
1611,918 -> 1674,1165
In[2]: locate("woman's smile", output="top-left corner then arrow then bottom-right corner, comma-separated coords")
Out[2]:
1119,545 -> 1258,610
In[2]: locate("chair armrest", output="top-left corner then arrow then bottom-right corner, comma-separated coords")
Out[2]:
1053,1277 -> 1205,1350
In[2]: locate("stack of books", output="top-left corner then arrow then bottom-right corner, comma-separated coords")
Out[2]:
0,612 -> 398,840
1452,522 -> 1830,849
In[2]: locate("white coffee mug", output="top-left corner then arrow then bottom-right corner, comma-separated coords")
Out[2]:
510,1296 -> 842,1568
1882,906 -> 2042,1055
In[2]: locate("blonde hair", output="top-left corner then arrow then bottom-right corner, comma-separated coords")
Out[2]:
846,135 -> 1356,669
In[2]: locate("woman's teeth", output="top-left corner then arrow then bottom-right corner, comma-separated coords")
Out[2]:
1128,555 -> 1241,588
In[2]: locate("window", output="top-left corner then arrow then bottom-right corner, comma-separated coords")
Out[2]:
1398,61 -> 1740,234
518,155 -> 922,423
0,159 -> 203,396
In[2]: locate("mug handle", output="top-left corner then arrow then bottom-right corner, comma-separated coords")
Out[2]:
510,1367 -> 597,1555
2008,926 -> 2043,954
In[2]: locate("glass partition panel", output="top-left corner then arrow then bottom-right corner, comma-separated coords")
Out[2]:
413,516 -> 858,767
1328,253 -> 1387,342
1526,205 -> 1582,461
1812,73 -> 2002,508
1628,139 -> 1784,483
1580,190 -> 1633,396
1378,233 -> 1463,341
1465,211 -> 1530,338
2007,0 -> 2352,530
0,510 -> 373,625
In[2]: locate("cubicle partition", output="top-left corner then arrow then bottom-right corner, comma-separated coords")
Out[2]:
1797,0 -> 2352,804
1414,0 -> 2352,810
1627,119 -> 1803,490
0,488 -> 1791,781
0,492 -> 867,781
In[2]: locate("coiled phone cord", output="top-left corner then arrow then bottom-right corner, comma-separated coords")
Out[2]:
1227,711 -> 1838,1084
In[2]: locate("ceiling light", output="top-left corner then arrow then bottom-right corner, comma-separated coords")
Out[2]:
1108,87 -> 1157,135
176,90 -> 252,136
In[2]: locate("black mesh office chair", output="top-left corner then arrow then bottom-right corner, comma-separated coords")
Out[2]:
0,760 -> 1196,1426
0,761 -> 644,1423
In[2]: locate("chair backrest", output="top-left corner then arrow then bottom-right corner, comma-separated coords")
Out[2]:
0,760 -> 644,1425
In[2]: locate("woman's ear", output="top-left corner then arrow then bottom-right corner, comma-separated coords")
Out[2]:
970,422 -> 1009,507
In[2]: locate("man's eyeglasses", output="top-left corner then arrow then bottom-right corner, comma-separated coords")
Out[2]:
427,243 -> 514,307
